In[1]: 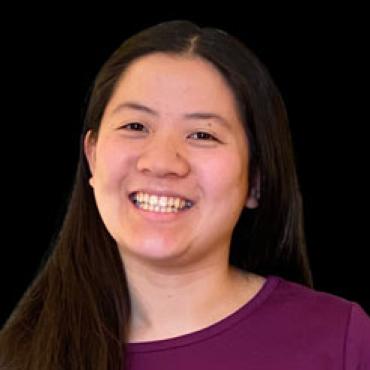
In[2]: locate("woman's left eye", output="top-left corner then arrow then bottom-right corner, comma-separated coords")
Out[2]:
188,132 -> 218,141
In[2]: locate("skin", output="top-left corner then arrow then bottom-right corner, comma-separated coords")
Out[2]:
84,52 -> 264,341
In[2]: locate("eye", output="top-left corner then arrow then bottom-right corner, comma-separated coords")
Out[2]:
121,122 -> 146,131
119,123 -> 218,142
188,131 -> 218,141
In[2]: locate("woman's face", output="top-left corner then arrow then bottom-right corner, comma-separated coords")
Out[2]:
84,53 -> 258,267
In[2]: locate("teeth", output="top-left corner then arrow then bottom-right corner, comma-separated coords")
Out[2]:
142,204 -> 179,213
131,192 -> 193,211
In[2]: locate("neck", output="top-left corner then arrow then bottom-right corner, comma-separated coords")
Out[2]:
124,258 -> 254,341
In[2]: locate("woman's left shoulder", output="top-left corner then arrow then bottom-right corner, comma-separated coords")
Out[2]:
274,276 -> 364,314
260,275 -> 370,367
273,276 -> 370,338
342,301 -> 370,367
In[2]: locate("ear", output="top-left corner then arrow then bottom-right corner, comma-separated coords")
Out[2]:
245,169 -> 260,209
84,130 -> 97,187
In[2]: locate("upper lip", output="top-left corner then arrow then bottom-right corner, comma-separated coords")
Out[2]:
129,188 -> 195,203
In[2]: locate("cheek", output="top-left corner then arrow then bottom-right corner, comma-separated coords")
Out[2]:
197,150 -> 247,200
95,139 -> 131,188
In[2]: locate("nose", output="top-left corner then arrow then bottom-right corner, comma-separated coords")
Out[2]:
136,133 -> 190,177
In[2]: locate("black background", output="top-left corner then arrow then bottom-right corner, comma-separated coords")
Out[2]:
1,7 -> 368,327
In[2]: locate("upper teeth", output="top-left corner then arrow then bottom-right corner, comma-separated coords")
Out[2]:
133,192 -> 192,208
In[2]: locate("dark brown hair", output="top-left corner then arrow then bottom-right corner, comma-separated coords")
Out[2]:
0,20 -> 313,369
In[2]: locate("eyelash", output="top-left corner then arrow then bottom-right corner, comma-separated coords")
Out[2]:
120,122 -> 219,142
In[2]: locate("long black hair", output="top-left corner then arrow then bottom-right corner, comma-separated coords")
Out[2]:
0,20 -> 312,369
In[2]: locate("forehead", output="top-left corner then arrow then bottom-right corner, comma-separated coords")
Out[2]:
105,53 -> 241,122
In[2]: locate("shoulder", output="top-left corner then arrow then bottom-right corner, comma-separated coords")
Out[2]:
271,276 -> 358,314
262,275 -> 368,338
268,276 -> 370,366
344,301 -> 370,367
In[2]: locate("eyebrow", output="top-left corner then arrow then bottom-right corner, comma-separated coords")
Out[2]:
111,101 -> 231,129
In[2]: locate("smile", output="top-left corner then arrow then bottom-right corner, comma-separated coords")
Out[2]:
129,192 -> 194,213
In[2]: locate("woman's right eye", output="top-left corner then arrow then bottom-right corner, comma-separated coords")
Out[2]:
121,122 -> 146,131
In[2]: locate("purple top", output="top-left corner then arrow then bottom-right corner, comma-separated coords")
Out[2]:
125,275 -> 370,369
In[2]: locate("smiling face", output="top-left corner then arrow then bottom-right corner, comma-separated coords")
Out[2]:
84,52 -> 258,269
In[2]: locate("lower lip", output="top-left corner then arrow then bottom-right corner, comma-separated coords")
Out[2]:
129,198 -> 194,222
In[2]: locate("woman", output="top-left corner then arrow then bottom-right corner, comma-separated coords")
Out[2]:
1,20 -> 369,370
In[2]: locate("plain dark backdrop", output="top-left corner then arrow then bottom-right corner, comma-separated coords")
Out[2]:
1,8 -> 368,328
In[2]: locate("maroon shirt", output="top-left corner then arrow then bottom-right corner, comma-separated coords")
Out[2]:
125,275 -> 370,369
